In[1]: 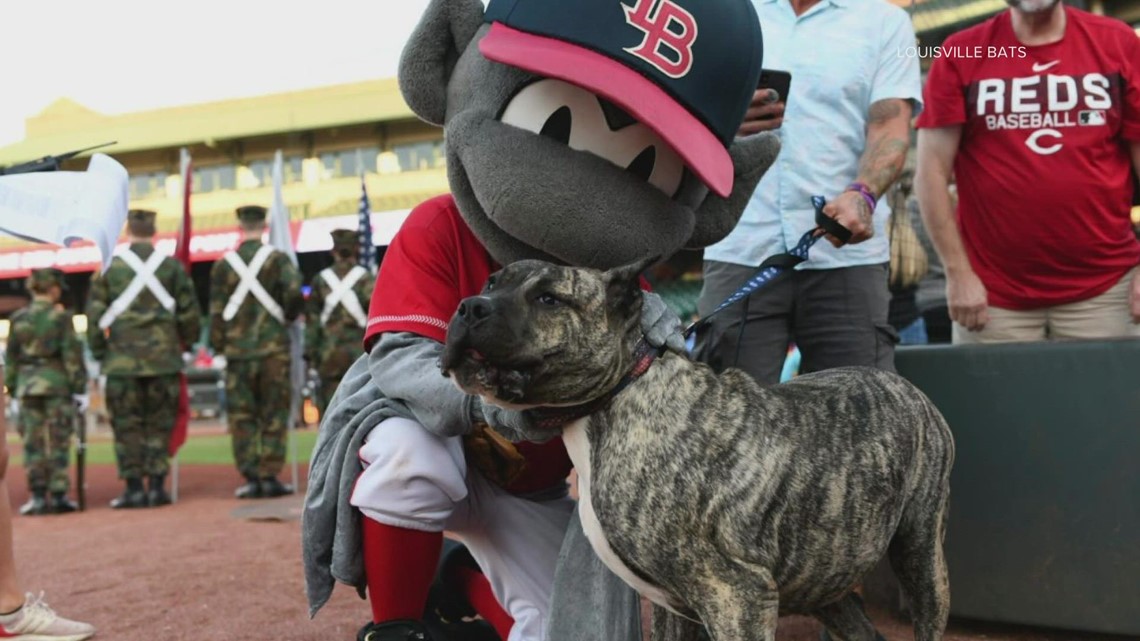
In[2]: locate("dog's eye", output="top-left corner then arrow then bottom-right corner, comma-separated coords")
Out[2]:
484,276 -> 498,292
535,293 -> 563,307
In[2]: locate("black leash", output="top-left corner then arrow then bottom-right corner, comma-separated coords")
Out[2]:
684,195 -> 851,340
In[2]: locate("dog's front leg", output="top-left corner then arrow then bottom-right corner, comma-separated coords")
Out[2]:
650,604 -> 705,641
693,566 -> 779,641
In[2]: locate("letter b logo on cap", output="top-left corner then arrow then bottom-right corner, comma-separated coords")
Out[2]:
623,0 -> 699,78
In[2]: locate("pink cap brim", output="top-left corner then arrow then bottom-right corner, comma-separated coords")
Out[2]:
480,23 -> 733,198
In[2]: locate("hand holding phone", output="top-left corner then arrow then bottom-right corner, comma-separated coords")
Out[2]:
739,69 -> 792,136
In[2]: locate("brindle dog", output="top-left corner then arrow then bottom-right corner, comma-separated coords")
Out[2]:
440,258 -> 954,641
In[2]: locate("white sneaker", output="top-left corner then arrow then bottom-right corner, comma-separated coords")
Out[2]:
0,592 -> 95,641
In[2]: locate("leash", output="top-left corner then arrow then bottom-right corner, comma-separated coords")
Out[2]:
683,195 -> 851,340
528,196 -> 850,428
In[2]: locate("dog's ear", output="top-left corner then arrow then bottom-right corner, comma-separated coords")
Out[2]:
398,0 -> 486,126
687,132 -> 781,248
603,255 -> 659,322
603,255 -> 660,289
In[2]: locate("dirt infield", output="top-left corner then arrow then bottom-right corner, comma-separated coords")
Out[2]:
6,459 -> 1129,641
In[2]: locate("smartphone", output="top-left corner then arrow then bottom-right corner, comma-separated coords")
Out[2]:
757,69 -> 793,109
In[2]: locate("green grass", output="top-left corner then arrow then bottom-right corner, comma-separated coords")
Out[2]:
9,429 -> 321,466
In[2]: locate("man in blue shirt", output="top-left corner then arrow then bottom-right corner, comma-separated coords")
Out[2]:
696,0 -> 923,385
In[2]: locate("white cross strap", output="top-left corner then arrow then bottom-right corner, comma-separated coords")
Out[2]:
319,265 -> 369,328
98,250 -> 175,330
222,246 -> 285,324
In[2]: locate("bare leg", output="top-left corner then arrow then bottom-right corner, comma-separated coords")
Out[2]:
0,369 -> 95,639
0,382 -> 24,612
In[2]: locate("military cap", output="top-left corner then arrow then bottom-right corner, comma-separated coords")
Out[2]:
236,205 -> 268,223
26,268 -> 67,292
330,229 -> 359,251
127,209 -> 157,237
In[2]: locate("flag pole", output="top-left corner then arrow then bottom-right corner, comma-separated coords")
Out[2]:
172,147 -> 192,504
268,150 -> 302,492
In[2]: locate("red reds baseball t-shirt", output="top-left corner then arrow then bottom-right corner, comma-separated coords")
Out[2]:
365,194 -> 571,494
917,7 -> 1140,309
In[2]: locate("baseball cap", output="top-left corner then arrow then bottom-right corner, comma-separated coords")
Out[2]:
480,0 -> 764,198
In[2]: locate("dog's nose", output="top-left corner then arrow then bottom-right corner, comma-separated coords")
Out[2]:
457,296 -> 494,324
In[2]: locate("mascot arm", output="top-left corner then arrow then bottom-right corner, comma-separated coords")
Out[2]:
367,331 -> 480,438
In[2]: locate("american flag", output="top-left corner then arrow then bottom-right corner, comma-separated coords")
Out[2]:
357,174 -> 377,274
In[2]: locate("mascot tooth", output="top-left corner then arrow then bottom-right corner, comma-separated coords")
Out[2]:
303,1 -> 777,640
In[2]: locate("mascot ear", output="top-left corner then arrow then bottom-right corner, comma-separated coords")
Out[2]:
398,0 -> 486,126
687,132 -> 782,248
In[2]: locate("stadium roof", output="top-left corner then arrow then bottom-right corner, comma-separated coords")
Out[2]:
0,78 -> 414,166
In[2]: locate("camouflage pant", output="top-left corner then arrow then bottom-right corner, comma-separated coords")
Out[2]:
105,374 -> 179,479
18,395 -> 75,493
225,356 -> 290,479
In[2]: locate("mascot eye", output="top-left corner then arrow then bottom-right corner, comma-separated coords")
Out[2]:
500,79 -> 685,198
536,293 -> 563,307
539,107 -> 572,145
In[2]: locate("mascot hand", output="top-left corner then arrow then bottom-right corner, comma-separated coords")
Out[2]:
641,292 -> 686,355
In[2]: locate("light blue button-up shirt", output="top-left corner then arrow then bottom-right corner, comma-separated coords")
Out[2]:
704,0 -> 923,270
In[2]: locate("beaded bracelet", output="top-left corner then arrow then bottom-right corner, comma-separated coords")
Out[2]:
845,182 -> 878,214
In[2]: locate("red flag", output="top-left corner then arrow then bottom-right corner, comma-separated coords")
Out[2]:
170,149 -> 193,456
174,151 -> 193,271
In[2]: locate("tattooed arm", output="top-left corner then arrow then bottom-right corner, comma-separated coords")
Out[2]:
821,98 -> 913,247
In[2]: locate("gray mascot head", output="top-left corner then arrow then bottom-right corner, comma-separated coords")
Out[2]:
399,0 -> 780,269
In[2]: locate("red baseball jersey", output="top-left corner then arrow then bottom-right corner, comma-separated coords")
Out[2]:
365,194 -> 571,494
917,7 -> 1140,309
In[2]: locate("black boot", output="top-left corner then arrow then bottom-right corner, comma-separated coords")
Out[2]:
423,540 -> 500,641
110,478 -> 147,509
147,475 -> 172,506
50,491 -> 78,514
18,488 -> 48,516
234,476 -> 262,499
259,477 -> 294,498
357,620 -> 432,641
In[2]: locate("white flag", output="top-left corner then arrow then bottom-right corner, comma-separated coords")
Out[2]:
268,150 -> 297,266
267,150 -> 305,443
0,153 -> 128,271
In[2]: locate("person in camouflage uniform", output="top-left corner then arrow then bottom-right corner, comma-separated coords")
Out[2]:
86,209 -> 201,509
304,229 -> 374,417
3,269 -> 86,516
209,205 -> 303,499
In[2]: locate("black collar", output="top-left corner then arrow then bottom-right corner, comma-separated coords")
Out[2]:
528,338 -> 661,432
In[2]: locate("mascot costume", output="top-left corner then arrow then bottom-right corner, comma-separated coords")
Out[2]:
303,0 -> 778,639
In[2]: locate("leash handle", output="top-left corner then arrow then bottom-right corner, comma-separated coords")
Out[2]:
812,195 -> 853,244
684,195 -> 850,339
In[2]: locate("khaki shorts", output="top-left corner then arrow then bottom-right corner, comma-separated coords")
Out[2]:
953,266 -> 1140,344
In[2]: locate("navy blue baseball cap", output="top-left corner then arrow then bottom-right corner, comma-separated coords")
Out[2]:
480,0 -> 763,198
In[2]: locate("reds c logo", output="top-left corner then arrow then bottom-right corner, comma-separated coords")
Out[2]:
623,0 -> 699,79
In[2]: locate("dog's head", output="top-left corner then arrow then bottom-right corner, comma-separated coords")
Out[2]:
441,257 -> 653,409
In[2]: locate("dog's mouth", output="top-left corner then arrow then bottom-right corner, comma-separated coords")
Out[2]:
440,335 -> 535,406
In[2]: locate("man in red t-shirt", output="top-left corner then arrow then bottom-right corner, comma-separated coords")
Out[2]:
915,0 -> 1140,343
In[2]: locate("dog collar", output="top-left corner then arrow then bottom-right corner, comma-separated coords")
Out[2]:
529,338 -> 661,431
